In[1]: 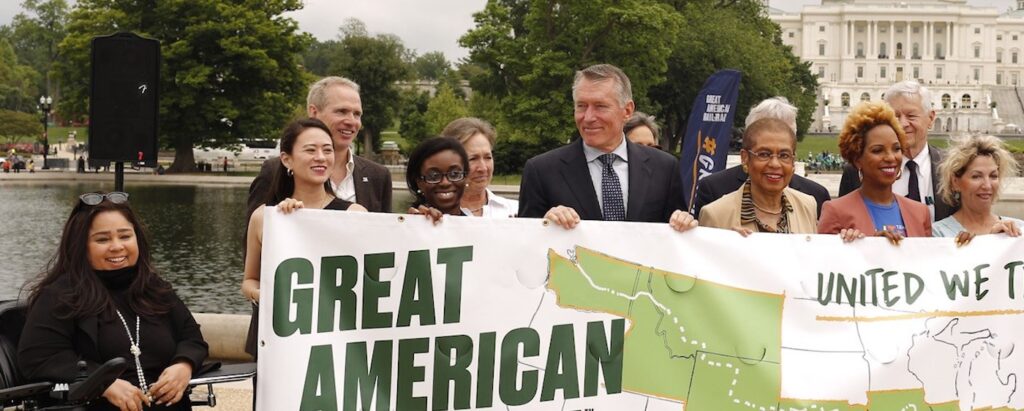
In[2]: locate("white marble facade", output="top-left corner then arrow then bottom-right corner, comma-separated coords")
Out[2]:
772,0 -> 1024,133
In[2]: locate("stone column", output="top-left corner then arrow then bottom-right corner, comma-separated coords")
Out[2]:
890,21 -> 896,58
926,21 -> 931,58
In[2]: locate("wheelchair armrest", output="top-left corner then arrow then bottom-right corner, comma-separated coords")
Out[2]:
0,381 -> 53,403
188,362 -> 256,386
66,357 -> 127,402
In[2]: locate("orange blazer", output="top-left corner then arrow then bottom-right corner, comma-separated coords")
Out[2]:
817,189 -> 932,237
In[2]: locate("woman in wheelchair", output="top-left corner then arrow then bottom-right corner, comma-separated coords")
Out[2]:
18,192 -> 208,411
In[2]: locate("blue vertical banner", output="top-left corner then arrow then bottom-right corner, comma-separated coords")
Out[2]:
679,69 -> 742,212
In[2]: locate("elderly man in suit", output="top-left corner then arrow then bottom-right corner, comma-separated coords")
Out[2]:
690,97 -> 831,218
518,64 -> 695,230
837,80 -> 956,221
247,76 -> 392,218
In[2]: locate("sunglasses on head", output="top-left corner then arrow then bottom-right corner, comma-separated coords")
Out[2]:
79,192 -> 130,206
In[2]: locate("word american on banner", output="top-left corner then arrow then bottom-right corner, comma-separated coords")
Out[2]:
257,211 -> 1024,411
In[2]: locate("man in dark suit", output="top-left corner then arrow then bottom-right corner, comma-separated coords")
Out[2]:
247,76 -> 392,218
837,81 -> 956,221
691,97 -> 830,218
518,64 -> 694,230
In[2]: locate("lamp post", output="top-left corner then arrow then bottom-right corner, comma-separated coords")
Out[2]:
38,95 -> 52,169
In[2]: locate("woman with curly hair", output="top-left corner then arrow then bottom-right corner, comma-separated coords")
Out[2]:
818,101 -> 932,243
933,134 -> 1022,244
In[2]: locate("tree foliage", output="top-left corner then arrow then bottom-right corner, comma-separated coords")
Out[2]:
461,0 -> 817,166
319,19 -> 412,154
651,0 -> 817,150
413,51 -> 451,81
0,0 -> 69,97
0,109 -> 43,142
423,83 -> 469,138
0,39 -> 41,112
397,89 -> 430,152
461,0 -> 683,146
54,0 -> 311,172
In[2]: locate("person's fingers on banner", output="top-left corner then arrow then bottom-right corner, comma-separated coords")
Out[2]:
839,228 -> 864,243
277,198 -> 305,214
876,229 -> 903,246
669,210 -> 697,232
991,220 -> 1021,237
408,205 -> 444,225
954,231 -> 975,247
731,226 -> 753,237
544,206 -> 580,229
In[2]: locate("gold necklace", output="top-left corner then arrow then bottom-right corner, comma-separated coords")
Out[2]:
752,201 -> 783,215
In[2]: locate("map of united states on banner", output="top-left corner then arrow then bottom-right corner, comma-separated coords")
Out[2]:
257,211 -> 1024,410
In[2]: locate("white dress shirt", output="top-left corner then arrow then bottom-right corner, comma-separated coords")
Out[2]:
582,136 -> 630,215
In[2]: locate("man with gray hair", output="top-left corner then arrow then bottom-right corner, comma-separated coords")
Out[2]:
838,80 -> 955,221
247,76 -> 393,217
690,97 -> 831,218
518,64 -> 692,229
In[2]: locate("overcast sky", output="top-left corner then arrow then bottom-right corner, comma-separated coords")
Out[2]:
0,0 -> 1019,62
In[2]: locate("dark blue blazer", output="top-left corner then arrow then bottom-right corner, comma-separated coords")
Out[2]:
518,138 -> 684,223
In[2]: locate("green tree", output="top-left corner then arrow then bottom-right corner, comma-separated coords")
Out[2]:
397,89 -> 430,151
0,109 -> 43,143
1,0 -> 69,97
460,0 -> 683,155
651,0 -> 817,151
55,0 -> 310,172
0,38 -> 41,112
326,19 -> 412,153
423,82 -> 469,138
412,51 -> 451,81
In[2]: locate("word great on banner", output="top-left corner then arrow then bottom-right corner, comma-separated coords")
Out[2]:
257,211 -> 1024,410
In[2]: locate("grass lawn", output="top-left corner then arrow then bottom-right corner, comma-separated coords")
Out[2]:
47,126 -> 88,143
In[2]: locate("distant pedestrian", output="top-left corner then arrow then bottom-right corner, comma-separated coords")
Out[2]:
27,159 -> 34,173
76,156 -> 85,173
2,159 -> 9,173
223,157 -> 228,173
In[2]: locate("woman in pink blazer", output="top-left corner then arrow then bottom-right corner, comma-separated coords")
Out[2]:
818,101 -> 932,242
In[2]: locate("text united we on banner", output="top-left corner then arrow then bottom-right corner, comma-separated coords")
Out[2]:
679,69 -> 741,212
257,210 -> 1024,411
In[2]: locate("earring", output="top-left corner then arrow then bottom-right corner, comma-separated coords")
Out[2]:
857,168 -> 863,181
894,166 -> 903,180
741,164 -> 748,174
286,168 -> 294,176
953,191 -> 961,203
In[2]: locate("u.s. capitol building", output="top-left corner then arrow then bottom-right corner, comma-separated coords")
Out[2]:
772,0 -> 1024,133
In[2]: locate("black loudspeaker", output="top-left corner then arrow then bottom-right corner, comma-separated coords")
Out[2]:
89,32 -> 160,166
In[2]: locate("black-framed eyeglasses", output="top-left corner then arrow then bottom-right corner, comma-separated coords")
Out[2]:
419,169 -> 466,184
79,192 -> 130,206
744,149 -> 795,164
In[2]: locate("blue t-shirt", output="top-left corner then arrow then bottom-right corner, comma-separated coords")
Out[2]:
863,198 -> 906,236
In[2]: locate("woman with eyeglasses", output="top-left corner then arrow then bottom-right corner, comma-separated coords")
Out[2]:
406,137 -> 470,222
241,118 -> 366,359
698,118 -> 818,234
818,101 -> 932,243
19,192 -> 208,411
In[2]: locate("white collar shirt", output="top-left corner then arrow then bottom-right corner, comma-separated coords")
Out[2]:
583,136 -> 629,215
892,144 -> 934,220
329,152 -> 357,203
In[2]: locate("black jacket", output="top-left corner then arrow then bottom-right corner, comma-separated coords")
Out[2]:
518,138 -> 685,222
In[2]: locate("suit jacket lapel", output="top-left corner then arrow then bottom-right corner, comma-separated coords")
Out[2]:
560,139 -> 602,220
351,156 -> 369,204
626,142 -> 651,221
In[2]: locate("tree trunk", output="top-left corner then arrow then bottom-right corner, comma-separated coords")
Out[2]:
361,126 -> 375,159
167,134 -> 196,173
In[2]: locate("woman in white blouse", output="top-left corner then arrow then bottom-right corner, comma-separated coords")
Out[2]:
441,117 -> 518,217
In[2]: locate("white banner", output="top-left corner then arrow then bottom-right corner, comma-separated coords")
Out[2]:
257,210 -> 1024,411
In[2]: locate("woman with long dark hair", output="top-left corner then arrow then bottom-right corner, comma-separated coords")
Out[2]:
241,118 -> 365,357
19,192 -> 208,411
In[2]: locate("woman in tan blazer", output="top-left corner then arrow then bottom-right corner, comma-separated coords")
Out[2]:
817,101 -> 932,242
699,117 -> 818,234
